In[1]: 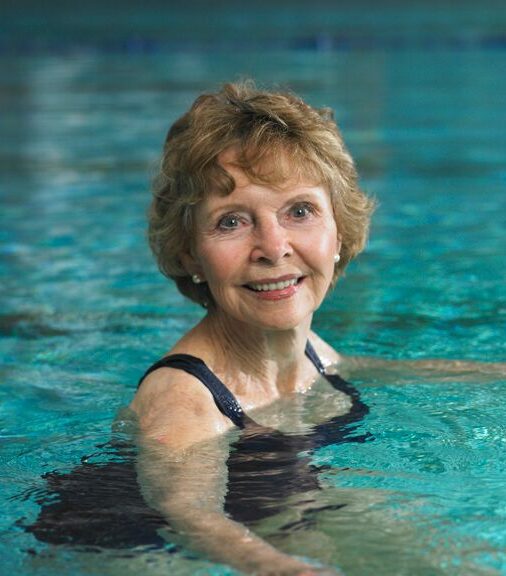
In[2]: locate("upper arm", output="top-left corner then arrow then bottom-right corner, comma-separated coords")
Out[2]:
130,368 -> 231,451
136,430 -> 232,517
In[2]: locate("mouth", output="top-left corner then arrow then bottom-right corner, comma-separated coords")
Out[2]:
244,276 -> 304,292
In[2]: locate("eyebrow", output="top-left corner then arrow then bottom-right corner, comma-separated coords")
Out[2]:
204,203 -> 249,222
204,189 -> 326,218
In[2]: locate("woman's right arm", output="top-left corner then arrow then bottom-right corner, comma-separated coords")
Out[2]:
131,370 -> 340,576
136,436 -> 336,575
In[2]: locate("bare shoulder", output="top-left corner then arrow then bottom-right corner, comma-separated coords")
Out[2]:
130,366 -> 232,450
309,330 -> 342,368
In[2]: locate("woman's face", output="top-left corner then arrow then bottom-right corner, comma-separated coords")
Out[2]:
185,154 -> 340,332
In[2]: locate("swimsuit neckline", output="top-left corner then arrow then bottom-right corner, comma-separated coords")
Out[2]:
137,340 -> 327,429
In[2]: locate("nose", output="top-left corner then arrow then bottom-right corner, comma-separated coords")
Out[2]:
250,219 -> 293,264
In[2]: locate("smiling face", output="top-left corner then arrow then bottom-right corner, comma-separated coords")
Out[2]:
182,155 -> 341,333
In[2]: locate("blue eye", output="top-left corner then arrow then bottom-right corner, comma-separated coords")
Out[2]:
290,202 -> 313,219
218,214 -> 240,230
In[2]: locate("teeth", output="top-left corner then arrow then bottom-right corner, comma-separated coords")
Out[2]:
248,278 -> 298,292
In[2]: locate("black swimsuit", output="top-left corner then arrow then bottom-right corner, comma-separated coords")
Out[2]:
23,342 -> 371,548
137,341 -> 371,524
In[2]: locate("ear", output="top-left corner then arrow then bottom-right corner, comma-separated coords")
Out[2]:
180,251 -> 205,279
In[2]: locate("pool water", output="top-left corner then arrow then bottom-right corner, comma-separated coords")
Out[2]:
1,2 -> 506,575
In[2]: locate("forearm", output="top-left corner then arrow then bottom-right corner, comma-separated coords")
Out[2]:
160,501 -> 315,575
135,427 -> 339,574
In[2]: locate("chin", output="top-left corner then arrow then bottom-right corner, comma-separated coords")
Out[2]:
248,311 -> 310,332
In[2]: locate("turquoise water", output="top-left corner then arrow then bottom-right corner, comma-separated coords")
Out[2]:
1,2 -> 506,575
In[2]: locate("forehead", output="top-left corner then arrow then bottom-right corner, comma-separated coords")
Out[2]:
217,146 -> 323,193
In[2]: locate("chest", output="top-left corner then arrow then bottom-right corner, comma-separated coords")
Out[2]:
240,378 -> 352,434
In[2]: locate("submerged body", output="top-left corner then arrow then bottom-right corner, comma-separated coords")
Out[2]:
27,342 -> 370,551
136,341 -> 371,525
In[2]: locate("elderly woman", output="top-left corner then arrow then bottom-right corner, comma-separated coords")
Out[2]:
130,81 -> 375,575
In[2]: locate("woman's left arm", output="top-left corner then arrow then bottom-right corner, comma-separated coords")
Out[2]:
335,355 -> 506,383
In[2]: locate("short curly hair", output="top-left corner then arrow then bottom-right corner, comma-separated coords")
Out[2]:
149,81 -> 375,307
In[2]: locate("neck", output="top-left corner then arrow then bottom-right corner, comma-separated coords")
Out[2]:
196,310 -> 313,395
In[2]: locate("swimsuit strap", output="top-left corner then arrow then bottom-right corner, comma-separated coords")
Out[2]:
304,340 -> 326,374
137,341 -> 333,430
304,340 -> 362,398
302,342 -> 372,443
137,354 -> 245,429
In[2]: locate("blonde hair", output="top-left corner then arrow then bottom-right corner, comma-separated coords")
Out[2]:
149,81 -> 375,306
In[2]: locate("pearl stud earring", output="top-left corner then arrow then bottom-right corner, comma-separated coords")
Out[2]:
192,274 -> 203,284
334,254 -> 341,264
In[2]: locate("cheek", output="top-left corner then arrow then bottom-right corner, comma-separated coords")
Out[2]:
305,224 -> 338,267
198,242 -> 238,283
